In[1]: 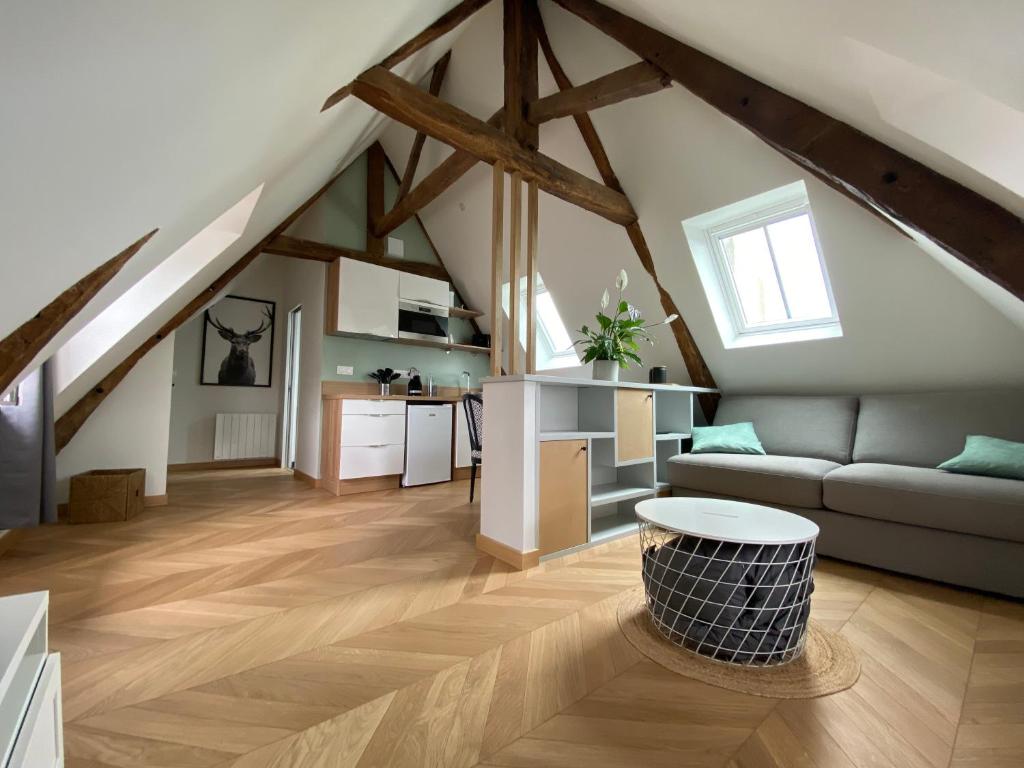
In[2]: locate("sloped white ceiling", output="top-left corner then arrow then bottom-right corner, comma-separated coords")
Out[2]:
0,0 -> 467,405
380,0 -> 1024,394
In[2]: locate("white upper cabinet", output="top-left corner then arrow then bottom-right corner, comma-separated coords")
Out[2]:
331,257 -> 400,338
399,271 -> 449,308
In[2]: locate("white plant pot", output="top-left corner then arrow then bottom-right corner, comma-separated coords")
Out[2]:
592,359 -> 620,381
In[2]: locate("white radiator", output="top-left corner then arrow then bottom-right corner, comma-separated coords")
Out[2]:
214,413 -> 277,460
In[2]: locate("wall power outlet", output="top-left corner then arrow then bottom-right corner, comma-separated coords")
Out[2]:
336,365 -> 354,376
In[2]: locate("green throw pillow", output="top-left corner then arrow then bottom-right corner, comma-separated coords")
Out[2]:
938,435 -> 1024,481
691,422 -> 766,455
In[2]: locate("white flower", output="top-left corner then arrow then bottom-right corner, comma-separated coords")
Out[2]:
615,269 -> 629,290
600,289 -> 609,310
663,314 -> 679,324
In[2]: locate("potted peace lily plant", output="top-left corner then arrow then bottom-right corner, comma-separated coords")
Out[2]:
576,270 -> 678,382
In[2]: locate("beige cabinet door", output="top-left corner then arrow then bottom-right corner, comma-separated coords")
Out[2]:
616,388 -> 654,463
539,440 -> 589,556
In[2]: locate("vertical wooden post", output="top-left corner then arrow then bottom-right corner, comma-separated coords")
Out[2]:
490,162 -> 505,376
508,172 -> 522,374
526,181 -> 539,374
503,0 -> 540,150
366,142 -> 386,257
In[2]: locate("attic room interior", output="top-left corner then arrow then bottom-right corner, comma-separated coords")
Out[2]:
1,1 -> 1023,766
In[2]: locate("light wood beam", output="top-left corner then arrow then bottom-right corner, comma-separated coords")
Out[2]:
321,0 -> 492,111
351,66 -> 637,226
552,0 -> 1024,302
366,142 -> 386,257
373,110 -> 504,237
536,14 -> 719,419
264,235 -> 451,282
509,172 -> 522,374
526,181 -> 539,374
0,229 -> 157,397
56,170 -> 345,452
503,0 -> 540,150
528,61 -> 671,124
490,162 -> 505,377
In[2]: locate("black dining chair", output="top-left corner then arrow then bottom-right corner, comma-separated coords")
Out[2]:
462,393 -> 483,502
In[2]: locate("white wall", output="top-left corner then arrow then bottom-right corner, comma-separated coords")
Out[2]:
56,335 -> 175,503
381,2 -> 1024,396
278,259 -> 326,479
168,254 -> 288,464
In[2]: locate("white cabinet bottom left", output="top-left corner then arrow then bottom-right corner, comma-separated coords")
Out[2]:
1,592 -> 63,768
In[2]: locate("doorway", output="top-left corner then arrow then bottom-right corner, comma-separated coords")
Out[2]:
281,305 -> 302,470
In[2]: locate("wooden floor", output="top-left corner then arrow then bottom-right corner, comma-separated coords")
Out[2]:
0,469 -> 1020,767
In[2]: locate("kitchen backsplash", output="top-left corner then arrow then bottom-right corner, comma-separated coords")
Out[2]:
321,335 -> 490,388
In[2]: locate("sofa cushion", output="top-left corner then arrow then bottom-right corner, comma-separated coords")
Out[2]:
854,390 -> 1024,468
668,453 -> 841,509
714,395 -> 858,464
823,463 -> 1024,543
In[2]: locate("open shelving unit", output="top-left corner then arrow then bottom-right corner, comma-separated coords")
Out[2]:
535,380 -> 695,553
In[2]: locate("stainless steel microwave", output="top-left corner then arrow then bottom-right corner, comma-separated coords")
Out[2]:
398,300 -> 449,343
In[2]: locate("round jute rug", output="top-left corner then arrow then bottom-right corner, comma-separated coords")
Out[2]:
617,587 -> 860,699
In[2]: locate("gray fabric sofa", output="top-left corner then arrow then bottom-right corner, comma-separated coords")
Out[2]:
668,391 -> 1024,597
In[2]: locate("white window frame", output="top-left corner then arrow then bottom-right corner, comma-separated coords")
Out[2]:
683,181 -> 843,349
1,385 -> 18,407
502,274 -> 580,370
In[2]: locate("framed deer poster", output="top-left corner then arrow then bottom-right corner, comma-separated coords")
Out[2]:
200,295 -> 276,387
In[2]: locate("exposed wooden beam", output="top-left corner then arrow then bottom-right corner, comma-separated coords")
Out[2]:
508,171 -> 522,374
396,51 -> 452,202
552,0 -> 1024,302
536,14 -> 719,419
504,0 -> 539,150
366,142 -> 387,257
0,229 -> 157,398
265,235 -> 450,282
351,66 -> 637,226
526,181 -> 539,374
321,0 -> 492,111
56,169 -> 345,452
374,109 -> 504,237
490,162 -> 505,376
527,61 -> 671,124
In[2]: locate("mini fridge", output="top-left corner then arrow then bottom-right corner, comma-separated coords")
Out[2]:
403,404 -> 453,486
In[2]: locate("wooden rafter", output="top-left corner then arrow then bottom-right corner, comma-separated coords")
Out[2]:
503,0 -> 539,150
0,229 -> 157,397
56,170 -> 346,452
264,235 -> 450,282
536,14 -> 720,419
351,66 -> 637,226
552,0 -> 1024,302
321,0 -> 492,112
527,61 -> 671,124
396,51 -> 452,202
366,142 -> 387,257
373,109 -> 504,238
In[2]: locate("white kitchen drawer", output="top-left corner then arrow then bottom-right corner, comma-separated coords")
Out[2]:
341,414 -> 406,447
399,272 -> 449,308
8,653 -> 61,768
339,445 -> 406,479
341,399 -> 407,416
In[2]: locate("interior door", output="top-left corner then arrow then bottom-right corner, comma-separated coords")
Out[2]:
616,388 -> 654,463
539,440 -> 589,556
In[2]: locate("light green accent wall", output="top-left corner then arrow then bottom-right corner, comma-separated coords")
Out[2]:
288,148 -> 486,386
322,336 -> 490,388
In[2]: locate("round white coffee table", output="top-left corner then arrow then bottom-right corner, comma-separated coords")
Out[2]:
634,497 -> 819,667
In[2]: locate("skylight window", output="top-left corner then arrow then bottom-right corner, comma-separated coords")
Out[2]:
683,181 -> 842,348
502,274 -> 580,370
54,185 -> 264,393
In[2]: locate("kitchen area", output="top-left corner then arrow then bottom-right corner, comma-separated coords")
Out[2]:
317,255 -> 489,496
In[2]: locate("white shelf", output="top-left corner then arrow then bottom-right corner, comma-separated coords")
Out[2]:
539,431 -> 614,442
590,484 -> 655,507
591,508 -> 640,542
656,432 -> 690,441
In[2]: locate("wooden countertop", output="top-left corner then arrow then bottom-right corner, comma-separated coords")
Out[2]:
320,380 -> 474,403
321,393 -> 463,403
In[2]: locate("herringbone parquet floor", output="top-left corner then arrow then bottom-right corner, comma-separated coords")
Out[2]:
0,469 -> 1020,767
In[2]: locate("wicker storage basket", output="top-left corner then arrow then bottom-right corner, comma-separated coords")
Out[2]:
68,468 -> 145,523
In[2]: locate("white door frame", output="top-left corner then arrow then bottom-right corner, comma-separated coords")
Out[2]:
281,305 -> 302,469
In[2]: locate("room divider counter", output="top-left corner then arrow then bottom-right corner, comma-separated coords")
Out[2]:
477,374 -> 717,569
